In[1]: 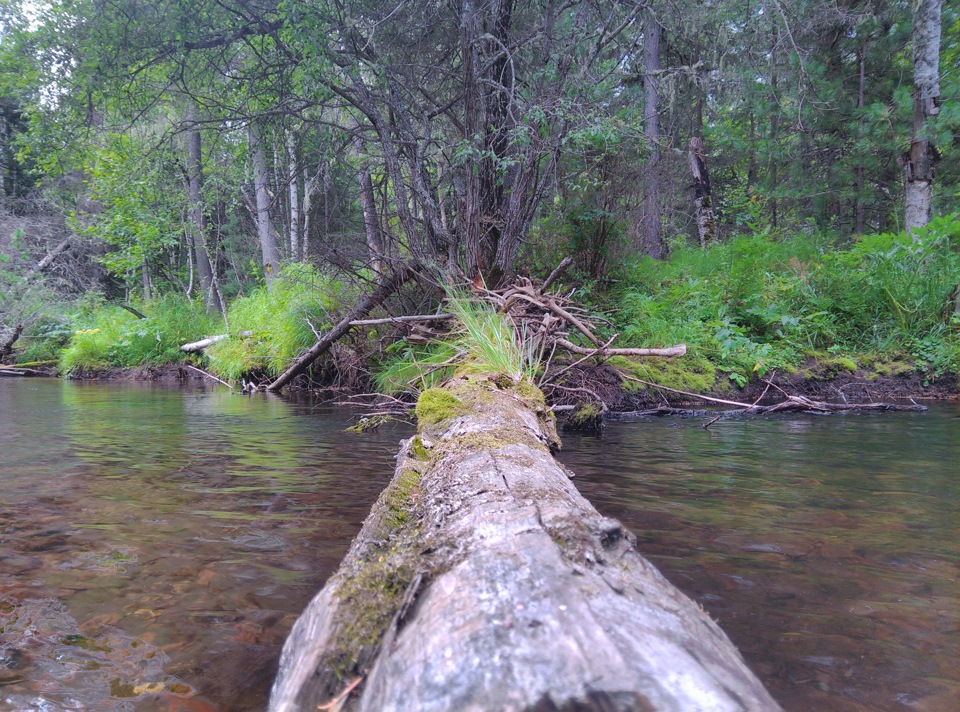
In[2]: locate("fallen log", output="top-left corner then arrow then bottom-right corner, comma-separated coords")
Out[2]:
267,264 -> 417,392
270,377 -> 780,711
27,238 -> 71,277
180,334 -> 230,352
180,331 -> 253,352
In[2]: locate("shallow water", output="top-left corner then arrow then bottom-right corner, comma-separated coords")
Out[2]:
1,379 -> 957,711
0,379 -> 408,711
559,405 -> 960,711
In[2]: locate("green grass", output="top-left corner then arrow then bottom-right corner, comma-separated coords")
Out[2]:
59,294 -> 220,373
205,263 -> 350,380
603,215 -> 960,385
446,294 -> 537,382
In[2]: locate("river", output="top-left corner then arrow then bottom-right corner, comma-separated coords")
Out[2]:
0,379 -> 957,711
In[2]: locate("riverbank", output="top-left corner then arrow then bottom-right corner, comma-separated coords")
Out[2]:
54,357 -> 960,411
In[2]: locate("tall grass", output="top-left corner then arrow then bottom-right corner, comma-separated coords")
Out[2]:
372,293 -> 538,396
447,294 -> 538,382
59,294 -> 220,373
205,263 -> 349,380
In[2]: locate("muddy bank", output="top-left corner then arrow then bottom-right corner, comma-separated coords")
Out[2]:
58,358 -> 959,409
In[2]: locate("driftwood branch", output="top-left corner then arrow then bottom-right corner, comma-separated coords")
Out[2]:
267,265 -> 416,392
348,313 -> 454,327
556,337 -> 686,358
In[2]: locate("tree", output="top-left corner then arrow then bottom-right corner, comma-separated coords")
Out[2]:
904,0 -> 943,233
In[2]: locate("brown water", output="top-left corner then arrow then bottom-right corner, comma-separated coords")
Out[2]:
559,406 -> 960,711
1,379 -> 958,711
0,379 -> 408,711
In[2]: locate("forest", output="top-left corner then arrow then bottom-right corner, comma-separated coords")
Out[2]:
1,0 -> 958,401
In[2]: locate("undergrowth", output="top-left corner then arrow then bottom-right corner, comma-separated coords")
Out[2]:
205,264 -> 349,380
59,294 -> 219,373
604,216 -> 960,386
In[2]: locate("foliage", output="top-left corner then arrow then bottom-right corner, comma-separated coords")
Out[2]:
446,295 -> 538,383
608,218 -> 960,385
58,295 -> 219,373
204,264 -> 348,380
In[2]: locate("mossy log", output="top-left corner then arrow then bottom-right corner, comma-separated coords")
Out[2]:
269,377 -> 780,712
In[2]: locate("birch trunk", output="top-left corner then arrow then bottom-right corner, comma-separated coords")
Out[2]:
904,0 -> 942,235
270,379 -> 780,712
249,123 -> 283,284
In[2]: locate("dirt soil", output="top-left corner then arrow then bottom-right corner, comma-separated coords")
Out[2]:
67,364 -> 216,386
61,360 -> 958,409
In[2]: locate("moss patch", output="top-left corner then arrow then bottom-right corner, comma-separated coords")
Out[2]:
611,354 -> 717,394
416,388 -> 464,427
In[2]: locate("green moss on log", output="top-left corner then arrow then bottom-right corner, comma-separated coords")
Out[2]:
415,388 -> 464,426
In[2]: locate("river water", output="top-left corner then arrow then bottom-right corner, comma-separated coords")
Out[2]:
0,379 -> 957,711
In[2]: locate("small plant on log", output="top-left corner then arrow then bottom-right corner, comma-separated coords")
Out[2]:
447,293 -> 538,384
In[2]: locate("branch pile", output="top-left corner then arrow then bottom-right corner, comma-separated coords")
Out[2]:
469,260 -> 685,409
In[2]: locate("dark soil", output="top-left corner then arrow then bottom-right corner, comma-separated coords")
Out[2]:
60,360 -> 959,410
66,364 -> 216,386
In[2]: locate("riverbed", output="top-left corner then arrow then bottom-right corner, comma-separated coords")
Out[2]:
1,379 -> 957,710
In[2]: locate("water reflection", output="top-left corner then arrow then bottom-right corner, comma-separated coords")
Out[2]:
559,407 -> 960,712
0,380 -> 408,711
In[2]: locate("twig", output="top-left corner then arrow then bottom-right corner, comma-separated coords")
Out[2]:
619,374 -> 754,407
317,676 -> 364,711
556,338 -> 686,358
543,334 -> 619,385
186,365 -> 233,390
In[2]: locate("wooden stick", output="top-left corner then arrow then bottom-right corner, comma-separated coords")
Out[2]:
349,314 -> 454,326
185,365 -> 233,389
556,338 -> 686,358
541,256 -> 573,291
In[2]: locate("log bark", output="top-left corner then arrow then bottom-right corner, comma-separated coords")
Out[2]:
266,265 -> 416,392
270,378 -> 780,711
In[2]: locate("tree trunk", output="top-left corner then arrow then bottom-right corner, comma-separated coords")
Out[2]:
904,0 -> 942,235
266,264 -> 416,392
855,46 -> 867,234
688,137 -> 716,247
187,117 -> 223,314
286,130 -> 301,261
640,8 -> 664,259
0,324 -> 23,364
249,123 -> 283,284
359,170 -> 385,275
270,379 -> 781,712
